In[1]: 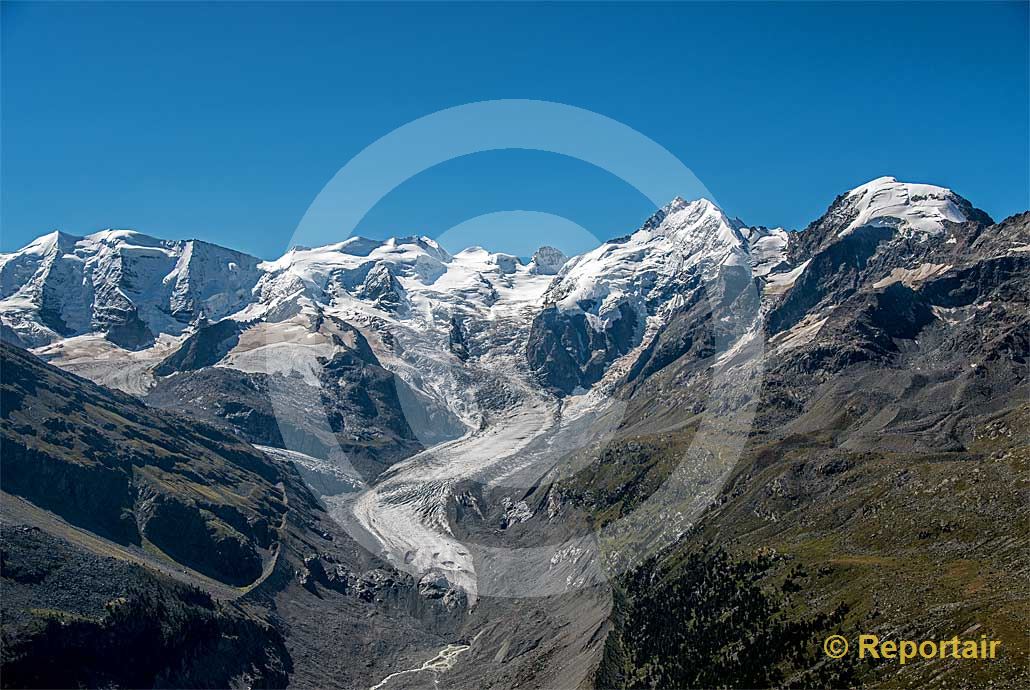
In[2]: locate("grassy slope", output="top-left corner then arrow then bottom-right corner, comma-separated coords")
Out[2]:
0,341 -> 297,585
0,343 -> 337,687
578,401 -> 1028,689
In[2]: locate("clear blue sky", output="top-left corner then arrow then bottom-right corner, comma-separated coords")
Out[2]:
2,1 -> 1027,259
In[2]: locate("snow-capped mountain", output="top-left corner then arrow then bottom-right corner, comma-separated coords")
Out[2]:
251,235 -> 556,325
5,174 -> 1015,426
543,196 -> 748,317
838,176 -> 984,237
787,177 -> 993,261
0,229 -> 261,349
765,177 -> 1001,340
0,196 -> 765,362
526,196 -> 757,393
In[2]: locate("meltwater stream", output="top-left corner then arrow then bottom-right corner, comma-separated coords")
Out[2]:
368,642 -> 474,690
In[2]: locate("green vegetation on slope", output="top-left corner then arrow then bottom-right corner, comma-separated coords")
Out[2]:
1,524 -> 291,689
0,342 -> 292,586
598,546 -> 855,689
587,403 -> 1029,689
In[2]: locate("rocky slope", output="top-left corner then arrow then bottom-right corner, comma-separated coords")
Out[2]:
0,342 -> 304,686
1,342 -> 299,585
1,524 -> 292,689
561,188 -> 1030,689
1,344 -> 479,689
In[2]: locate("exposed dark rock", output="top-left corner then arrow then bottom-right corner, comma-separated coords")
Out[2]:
528,246 -> 568,275
154,318 -> 245,375
0,525 -> 291,689
0,323 -> 27,348
357,262 -> 408,313
300,554 -> 355,594
103,309 -> 156,350
767,224 -> 894,335
527,301 -> 639,394
147,367 -> 286,447
317,346 -> 422,481
448,315 -> 470,361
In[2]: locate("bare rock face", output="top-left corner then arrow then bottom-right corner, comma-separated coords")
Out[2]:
527,245 -> 568,275
526,300 -> 640,394
153,318 -> 244,375
357,261 -> 409,313
300,553 -> 355,594
417,571 -> 469,611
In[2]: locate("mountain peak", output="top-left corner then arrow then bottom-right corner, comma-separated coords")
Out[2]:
839,176 -> 987,237
84,228 -> 144,241
649,196 -> 747,251
848,175 -> 901,193
661,195 -> 722,216
662,195 -> 689,213
528,246 -> 567,275
10,229 -> 79,257
640,196 -> 726,237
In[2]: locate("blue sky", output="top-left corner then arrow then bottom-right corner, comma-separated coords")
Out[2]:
2,1 -> 1027,259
